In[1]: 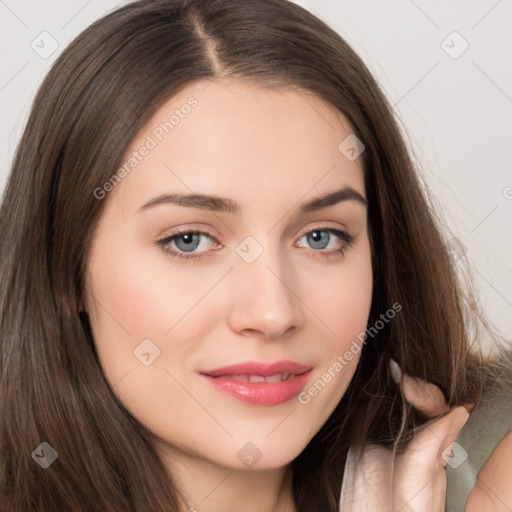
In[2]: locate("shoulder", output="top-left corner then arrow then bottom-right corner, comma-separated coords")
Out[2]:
445,387 -> 512,511
465,430 -> 512,511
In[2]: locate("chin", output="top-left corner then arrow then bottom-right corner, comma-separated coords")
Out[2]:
223,435 -> 311,472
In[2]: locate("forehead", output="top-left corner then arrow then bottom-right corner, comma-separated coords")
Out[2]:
110,78 -> 365,213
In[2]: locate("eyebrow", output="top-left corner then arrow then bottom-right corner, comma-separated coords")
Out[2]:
137,186 -> 367,215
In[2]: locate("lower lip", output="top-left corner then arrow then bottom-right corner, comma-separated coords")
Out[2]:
201,371 -> 312,405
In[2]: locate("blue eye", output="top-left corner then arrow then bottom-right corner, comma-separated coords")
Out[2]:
303,230 -> 336,250
157,229 -> 217,260
297,228 -> 355,258
156,227 -> 355,261
173,232 -> 202,252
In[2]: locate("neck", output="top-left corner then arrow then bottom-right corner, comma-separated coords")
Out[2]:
156,441 -> 296,512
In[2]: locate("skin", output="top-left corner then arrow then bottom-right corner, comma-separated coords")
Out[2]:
465,432 -> 512,511
84,78 -> 373,512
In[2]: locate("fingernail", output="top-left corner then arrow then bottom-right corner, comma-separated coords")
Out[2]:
461,401 -> 476,414
389,358 -> 402,383
450,406 -> 470,428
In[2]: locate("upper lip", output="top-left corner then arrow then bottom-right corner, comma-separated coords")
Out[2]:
200,360 -> 313,377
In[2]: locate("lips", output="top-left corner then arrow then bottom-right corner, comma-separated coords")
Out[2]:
200,360 -> 313,406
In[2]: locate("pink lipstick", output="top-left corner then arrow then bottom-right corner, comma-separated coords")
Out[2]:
200,360 -> 313,405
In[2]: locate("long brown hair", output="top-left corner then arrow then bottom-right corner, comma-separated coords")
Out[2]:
1,0 -> 510,510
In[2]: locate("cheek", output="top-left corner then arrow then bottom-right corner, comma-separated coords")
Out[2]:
84,239 -> 226,443
326,262 -> 372,337
305,244 -> 373,352
84,229 -> 224,394
86,230 -> 223,341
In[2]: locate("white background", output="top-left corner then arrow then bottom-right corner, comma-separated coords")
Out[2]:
1,0 -> 510,344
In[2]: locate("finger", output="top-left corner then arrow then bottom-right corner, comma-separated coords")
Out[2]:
402,374 -> 450,417
390,359 -> 450,417
404,405 -> 470,469
435,406 -> 471,468
461,400 -> 476,413
392,406 -> 470,511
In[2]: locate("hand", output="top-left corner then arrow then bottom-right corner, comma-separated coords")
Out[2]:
339,360 -> 472,512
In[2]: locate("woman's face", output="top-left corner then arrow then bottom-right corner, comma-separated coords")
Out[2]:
84,78 -> 372,472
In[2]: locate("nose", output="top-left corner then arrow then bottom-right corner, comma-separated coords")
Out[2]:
226,244 -> 305,340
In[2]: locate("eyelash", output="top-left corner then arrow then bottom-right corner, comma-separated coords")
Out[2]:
156,226 -> 355,262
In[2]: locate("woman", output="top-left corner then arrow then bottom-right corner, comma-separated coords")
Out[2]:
0,1 -> 510,510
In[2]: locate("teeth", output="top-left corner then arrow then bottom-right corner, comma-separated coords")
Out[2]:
265,373 -> 284,383
215,373 -> 296,382
230,375 -> 249,382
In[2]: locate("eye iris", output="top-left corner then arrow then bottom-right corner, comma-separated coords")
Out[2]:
175,233 -> 201,252
307,230 -> 329,250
